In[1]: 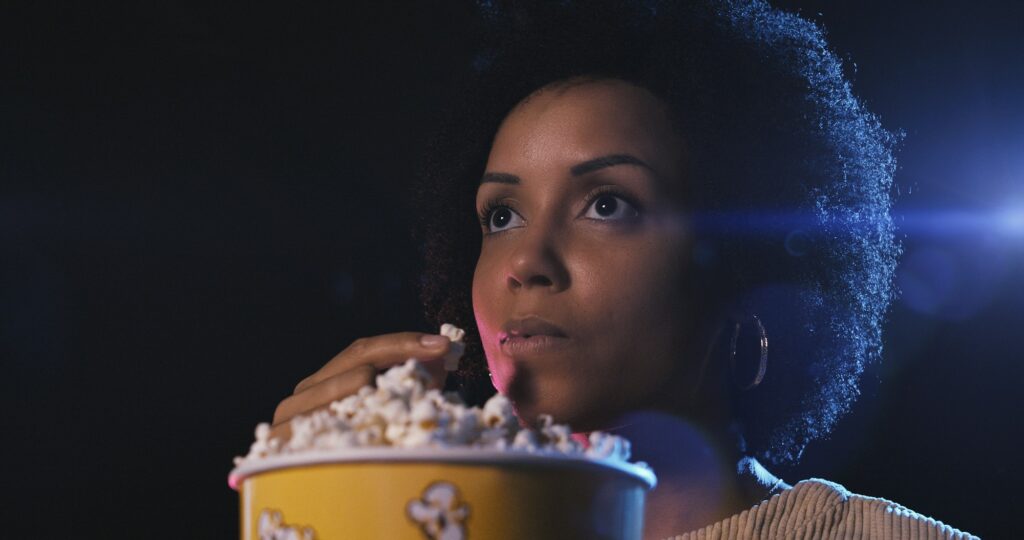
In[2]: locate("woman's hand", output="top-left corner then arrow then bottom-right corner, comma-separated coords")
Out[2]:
269,332 -> 453,441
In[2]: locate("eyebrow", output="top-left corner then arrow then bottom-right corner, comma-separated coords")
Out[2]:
479,153 -> 657,185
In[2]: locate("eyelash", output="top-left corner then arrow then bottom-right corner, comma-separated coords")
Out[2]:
477,186 -> 641,233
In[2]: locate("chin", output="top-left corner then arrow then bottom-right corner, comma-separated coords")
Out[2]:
507,389 -> 568,426
510,394 -> 602,432
502,366 -> 618,431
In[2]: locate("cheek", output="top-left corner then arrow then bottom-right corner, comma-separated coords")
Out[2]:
482,343 -> 513,395
472,256 -> 510,393
583,245 -> 683,325
582,245 -> 689,381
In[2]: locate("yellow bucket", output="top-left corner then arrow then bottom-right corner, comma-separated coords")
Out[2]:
229,448 -> 656,539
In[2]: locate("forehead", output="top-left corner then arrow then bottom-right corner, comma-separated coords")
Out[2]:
486,79 -> 682,177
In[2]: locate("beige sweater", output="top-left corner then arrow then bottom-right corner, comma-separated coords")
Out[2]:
668,478 -> 980,539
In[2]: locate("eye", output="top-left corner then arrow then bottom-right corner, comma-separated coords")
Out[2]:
479,203 -> 526,234
583,191 -> 639,221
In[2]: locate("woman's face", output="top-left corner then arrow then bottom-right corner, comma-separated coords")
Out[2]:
472,78 -> 698,432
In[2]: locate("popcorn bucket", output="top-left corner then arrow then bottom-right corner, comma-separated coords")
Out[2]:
229,447 -> 656,539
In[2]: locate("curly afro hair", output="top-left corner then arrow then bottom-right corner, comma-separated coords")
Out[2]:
407,0 -> 900,468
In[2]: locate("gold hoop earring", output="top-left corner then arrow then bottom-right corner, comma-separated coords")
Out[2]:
730,313 -> 767,391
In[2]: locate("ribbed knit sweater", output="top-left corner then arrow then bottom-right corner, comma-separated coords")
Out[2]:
667,478 -> 979,539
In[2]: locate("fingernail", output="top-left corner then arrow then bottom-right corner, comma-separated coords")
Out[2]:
420,335 -> 449,347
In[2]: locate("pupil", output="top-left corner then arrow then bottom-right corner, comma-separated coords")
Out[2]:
493,208 -> 511,228
596,195 -> 617,216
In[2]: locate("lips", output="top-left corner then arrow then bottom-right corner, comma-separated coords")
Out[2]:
499,315 -> 568,343
498,316 -> 569,357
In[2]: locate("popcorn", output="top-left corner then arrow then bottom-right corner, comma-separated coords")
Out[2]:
539,417 -> 580,454
586,431 -> 632,462
511,429 -> 541,452
234,324 -> 637,467
439,323 -> 465,343
447,407 -> 484,446
376,358 -> 431,401
482,393 -> 515,431
234,422 -> 279,466
439,323 -> 466,371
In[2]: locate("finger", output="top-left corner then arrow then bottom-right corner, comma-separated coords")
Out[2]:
294,332 -> 451,394
421,356 -> 450,392
274,365 -> 377,427
268,417 -> 292,442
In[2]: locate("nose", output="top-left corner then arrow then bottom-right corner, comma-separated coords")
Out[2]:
506,226 -> 570,293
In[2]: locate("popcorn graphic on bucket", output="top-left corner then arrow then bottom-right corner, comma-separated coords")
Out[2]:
257,509 -> 314,540
407,482 -> 470,540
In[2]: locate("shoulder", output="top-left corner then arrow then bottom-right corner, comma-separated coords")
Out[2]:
787,478 -> 980,540
667,477 -> 980,540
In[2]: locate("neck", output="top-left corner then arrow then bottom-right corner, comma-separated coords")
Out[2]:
584,411 -> 785,540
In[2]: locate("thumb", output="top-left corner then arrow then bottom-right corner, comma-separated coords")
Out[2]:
420,337 -> 465,392
418,351 -> 451,392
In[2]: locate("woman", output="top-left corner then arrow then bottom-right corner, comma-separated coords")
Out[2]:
272,1 -> 978,537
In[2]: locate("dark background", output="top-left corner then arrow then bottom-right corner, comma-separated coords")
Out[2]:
2,1 -> 1020,538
